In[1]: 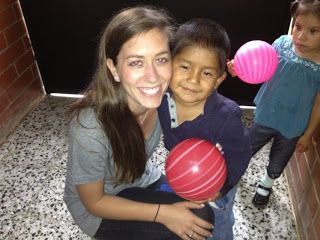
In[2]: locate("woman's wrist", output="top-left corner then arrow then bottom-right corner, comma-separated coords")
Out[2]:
153,204 -> 161,222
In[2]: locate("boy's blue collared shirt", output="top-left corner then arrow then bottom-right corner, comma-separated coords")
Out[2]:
158,90 -> 252,196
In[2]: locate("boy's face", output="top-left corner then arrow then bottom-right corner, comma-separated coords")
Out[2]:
170,45 -> 226,107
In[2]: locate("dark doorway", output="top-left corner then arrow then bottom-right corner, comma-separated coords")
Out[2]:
20,0 -> 292,105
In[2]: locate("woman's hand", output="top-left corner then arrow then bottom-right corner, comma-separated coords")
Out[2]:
226,59 -> 237,77
156,202 -> 213,240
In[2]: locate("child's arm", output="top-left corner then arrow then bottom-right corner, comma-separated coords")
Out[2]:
296,92 -> 320,153
77,181 -> 214,239
217,106 -> 251,196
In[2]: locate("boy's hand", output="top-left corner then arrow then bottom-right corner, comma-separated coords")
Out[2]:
192,191 -> 221,204
207,191 -> 221,202
215,142 -> 224,155
227,59 -> 237,77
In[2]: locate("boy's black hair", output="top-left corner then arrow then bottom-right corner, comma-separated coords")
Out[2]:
173,18 -> 231,75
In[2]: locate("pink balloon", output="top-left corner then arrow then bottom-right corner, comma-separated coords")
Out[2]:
165,138 -> 227,201
234,40 -> 278,84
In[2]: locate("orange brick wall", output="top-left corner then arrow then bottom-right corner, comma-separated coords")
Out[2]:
286,128 -> 320,240
0,0 -> 45,145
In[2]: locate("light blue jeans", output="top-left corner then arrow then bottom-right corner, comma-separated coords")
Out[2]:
208,185 -> 237,240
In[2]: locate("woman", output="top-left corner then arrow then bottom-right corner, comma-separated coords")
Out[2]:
63,6 -> 214,240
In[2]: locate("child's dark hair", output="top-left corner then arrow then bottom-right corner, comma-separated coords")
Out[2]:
172,18 -> 230,75
290,0 -> 320,19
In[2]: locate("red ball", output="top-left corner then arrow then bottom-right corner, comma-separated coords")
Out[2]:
165,138 -> 227,201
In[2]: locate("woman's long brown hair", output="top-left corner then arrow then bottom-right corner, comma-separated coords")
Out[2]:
67,6 -> 175,184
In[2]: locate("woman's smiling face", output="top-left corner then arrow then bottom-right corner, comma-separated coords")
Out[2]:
107,28 -> 172,113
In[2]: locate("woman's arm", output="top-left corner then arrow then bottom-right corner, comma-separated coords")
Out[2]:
77,180 -> 159,221
296,92 -> 320,153
77,180 -> 214,240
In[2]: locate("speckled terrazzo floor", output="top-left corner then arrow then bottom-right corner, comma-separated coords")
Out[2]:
0,96 -> 298,240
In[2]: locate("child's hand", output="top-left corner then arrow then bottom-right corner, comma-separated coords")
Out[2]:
215,142 -> 224,154
192,191 -> 221,204
206,191 -> 221,202
296,134 -> 312,153
227,59 -> 237,77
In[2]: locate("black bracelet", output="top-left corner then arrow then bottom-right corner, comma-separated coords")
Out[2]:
153,204 -> 161,222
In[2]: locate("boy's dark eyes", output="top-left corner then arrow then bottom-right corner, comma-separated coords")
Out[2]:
178,65 -> 214,77
204,71 -> 213,77
180,65 -> 189,70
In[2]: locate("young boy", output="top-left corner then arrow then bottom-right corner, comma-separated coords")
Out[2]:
158,18 -> 252,240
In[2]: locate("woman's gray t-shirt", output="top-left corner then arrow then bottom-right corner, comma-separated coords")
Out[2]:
63,108 -> 162,237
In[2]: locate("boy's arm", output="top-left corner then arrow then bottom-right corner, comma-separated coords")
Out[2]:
217,107 -> 251,196
296,92 -> 320,153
